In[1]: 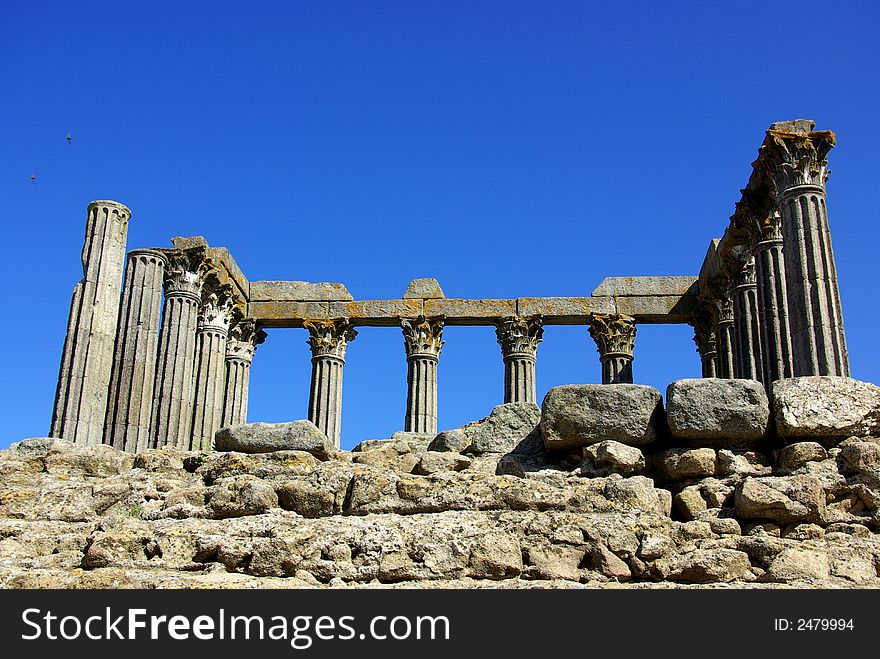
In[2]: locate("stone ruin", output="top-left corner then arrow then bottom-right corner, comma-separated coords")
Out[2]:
2,120 -> 879,588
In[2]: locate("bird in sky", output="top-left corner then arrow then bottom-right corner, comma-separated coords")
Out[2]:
31,174 -> 36,184
66,133 -> 72,144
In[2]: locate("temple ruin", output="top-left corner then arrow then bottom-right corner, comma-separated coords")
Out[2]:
49,120 -> 849,450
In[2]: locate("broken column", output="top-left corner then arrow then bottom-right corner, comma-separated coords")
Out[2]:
588,314 -> 636,384
221,319 -> 266,428
305,319 -> 357,448
731,257 -> 763,381
104,249 -> 167,452
759,122 -> 849,376
190,287 -> 236,452
495,316 -> 543,404
151,250 -> 206,449
401,315 -> 445,433
51,200 -> 132,445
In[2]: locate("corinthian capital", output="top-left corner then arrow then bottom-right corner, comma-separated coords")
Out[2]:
304,319 -> 357,359
589,314 -> 636,357
401,315 -> 445,358
757,127 -> 835,196
496,316 -> 543,359
227,319 -> 267,363
733,257 -> 757,290
198,286 -> 236,334
690,308 -> 717,357
164,249 -> 209,298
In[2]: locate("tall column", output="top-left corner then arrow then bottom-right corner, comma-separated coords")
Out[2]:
691,309 -> 718,378
713,296 -> 736,379
51,200 -> 131,444
305,319 -> 357,448
495,316 -> 543,404
751,210 -> 794,383
588,314 -> 636,384
401,315 -> 445,433
222,319 -> 266,428
760,125 -> 849,376
191,288 -> 236,452
151,251 -> 206,449
732,257 -> 763,381
104,249 -> 167,453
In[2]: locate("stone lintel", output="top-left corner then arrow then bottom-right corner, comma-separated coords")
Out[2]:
424,298 -> 516,322
591,276 -> 699,298
247,301 -> 331,327
250,280 -> 354,302
516,297 -> 615,323
613,295 -> 699,323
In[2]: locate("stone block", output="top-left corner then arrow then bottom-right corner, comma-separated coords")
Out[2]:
540,384 -> 665,450
249,281 -> 354,301
328,300 -> 424,324
423,298 -> 517,322
515,297 -> 614,322
214,421 -> 333,460
654,448 -> 717,481
247,301 -> 330,325
734,475 -> 825,524
666,378 -> 769,447
591,276 -> 698,297
465,403 -> 541,454
403,278 -> 445,299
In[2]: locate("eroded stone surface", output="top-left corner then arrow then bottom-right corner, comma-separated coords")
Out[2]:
666,379 -> 769,446
772,377 -> 880,443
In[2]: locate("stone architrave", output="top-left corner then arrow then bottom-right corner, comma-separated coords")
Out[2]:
221,319 -> 266,429
305,319 -> 357,448
588,314 -> 636,384
191,286 -> 237,452
731,257 -> 763,381
691,308 -> 718,378
495,316 -> 543,404
759,125 -> 849,376
104,249 -> 167,453
51,200 -> 132,445
151,249 -> 207,449
401,315 -> 445,433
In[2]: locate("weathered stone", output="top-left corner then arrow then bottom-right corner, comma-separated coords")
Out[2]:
591,276 -> 698,298
413,452 -> 472,475
214,421 -> 333,460
467,532 -> 522,579
540,384 -> 664,450
654,448 -> 717,481
589,544 -> 632,581
525,543 -> 585,581
206,476 -> 278,518
428,428 -> 470,453
659,549 -> 751,583
775,442 -> 828,474
580,441 -> 646,477
706,517 -> 741,536
666,379 -> 769,446
772,377 -> 880,443
717,450 -> 772,477
766,548 -> 830,582
838,441 -> 880,475
249,281 -> 354,302
403,278 -> 445,300
352,442 -> 420,473
735,476 -> 825,524
275,481 -> 334,518
465,403 -> 541,455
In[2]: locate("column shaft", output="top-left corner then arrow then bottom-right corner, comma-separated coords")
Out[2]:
104,250 -> 166,452
754,236 -> 793,383
589,314 -> 636,385
305,319 -> 356,448
732,260 -> 763,381
496,316 -> 543,404
51,200 -> 131,444
222,358 -> 251,427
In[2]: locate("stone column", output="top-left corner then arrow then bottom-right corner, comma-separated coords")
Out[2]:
588,314 -> 636,384
401,315 -> 445,433
751,211 -> 794,383
713,296 -> 736,379
761,124 -> 849,376
305,319 -> 357,448
691,310 -> 718,378
191,288 -> 236,452
104,249 -> 167,453
731,257 -> 764,381
51,200 -> 131,445
495,316 -> 543,404
221,319 -> 266,428
151,251 -> 206,449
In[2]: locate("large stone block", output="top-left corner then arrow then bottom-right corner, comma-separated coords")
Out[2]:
666,379 -> 769,447
540,384 -> 664,450
734,475 -> 825,524
214,421 -> 333,460
249,281 -> 354,302
771,377 -> 880,444
465,403 -> 541,454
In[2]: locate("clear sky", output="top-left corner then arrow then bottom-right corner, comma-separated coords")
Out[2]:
1,1 -> 878,450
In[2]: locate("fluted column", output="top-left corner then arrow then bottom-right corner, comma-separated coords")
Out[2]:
151,251 -> 206,449
732,257 -> 763,381
191,288 -> 236,452
305,319 -> 357,448
495,316 -> 543,403
588,314 -> 636,384
104,249 -> 167,452
760,125 -> 849,376
691,309 -> 718,378
401,315 -> 444,433
714,296 -> 736,379
222,319 -> 266,428
51,200 -> 131,444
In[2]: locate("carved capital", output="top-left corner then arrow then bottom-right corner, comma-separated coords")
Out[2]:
588,314 -> 636,358
304,319 -> 357,360
733,257 -> 757,291
757,129 -> 835,197
198,287 -> 236,335
401,315 -> 445,359
227,319 -> 266,363
690,308 -> 717,358
495,316 -> 543,359
164,249 -> 209,299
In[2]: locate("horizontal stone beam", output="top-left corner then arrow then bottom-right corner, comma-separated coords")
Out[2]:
591,276 -> 698,297
250,281 -> 354,302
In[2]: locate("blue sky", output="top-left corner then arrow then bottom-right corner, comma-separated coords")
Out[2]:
1,1 -> 878,450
